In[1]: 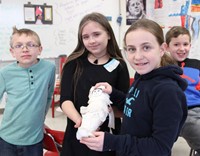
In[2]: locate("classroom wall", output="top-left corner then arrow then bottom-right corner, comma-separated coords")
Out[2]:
0,0 -> 120,60
1,0 -> 200,78
120,0 -> 200,59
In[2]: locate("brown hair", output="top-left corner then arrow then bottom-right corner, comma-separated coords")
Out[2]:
62,12 -> 124,100
10,26 -> 41,47
124,18 -> 176,66
66,12 -> 123,63
165,26 -> 191,45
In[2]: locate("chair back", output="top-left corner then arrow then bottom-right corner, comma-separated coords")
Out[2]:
45,128 -> 65,145
43,133 -> 59,153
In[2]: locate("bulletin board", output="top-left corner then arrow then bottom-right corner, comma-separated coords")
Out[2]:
147,0 -> 200,59
0,0 -> 120,60
120,0 -> 200,59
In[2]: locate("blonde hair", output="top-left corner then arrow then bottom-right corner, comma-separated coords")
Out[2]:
10,26 -> 41,47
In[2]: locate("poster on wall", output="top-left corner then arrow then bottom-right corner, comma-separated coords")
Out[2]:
24,3 -> 53,25
146,0 -> 200,59
126,0 -> 146,25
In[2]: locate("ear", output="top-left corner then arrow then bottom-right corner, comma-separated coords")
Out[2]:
164,42 -> 170,52
160,42 -> 167,57
189,43 -> 192,48
10,48 -> 16,58
38,46 -> 43,55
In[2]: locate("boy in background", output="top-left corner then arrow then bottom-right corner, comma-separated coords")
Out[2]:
166,26 -> 200,156
0,27 -> 56,156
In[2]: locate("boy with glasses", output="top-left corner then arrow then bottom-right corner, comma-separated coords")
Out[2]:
0,27 -> 56,156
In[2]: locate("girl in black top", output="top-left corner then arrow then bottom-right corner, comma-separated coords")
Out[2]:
60,12 -> 130,156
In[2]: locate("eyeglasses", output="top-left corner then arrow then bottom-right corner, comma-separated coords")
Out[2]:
12,43 -> 40,51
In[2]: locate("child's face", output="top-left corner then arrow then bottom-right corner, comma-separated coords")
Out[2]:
10,34 -> 42,68
166,34 -> 191,62
125,29 -> 165,75
82,21 -> 110,56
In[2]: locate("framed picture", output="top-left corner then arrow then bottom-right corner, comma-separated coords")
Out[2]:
24,5 -> 36,24
44,6 -> 53,23
126,0 -> 146,25
24,3 -> 53,25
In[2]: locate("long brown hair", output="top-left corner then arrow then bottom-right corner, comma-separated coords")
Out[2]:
66,12 -> 123,63
61,12 -> 124,100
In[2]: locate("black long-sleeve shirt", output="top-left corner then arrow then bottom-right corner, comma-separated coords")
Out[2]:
60,56 -> 130,156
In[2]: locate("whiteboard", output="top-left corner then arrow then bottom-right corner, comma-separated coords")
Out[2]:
0,0 -> 120,60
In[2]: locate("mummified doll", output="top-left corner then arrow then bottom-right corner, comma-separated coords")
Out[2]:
76,86 -> 114,140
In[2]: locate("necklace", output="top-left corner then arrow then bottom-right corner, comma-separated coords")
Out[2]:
90,53 -> 107,64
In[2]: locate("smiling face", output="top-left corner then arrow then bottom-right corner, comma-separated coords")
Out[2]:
166,34 -> 191,62
125,29 -> 165,75
81,21 -> 110,57
10,34 -> 42,68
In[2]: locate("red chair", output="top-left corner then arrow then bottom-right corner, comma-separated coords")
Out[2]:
43,126 -> 65,156
45,127 -> 65,148
43,133 -> 59,156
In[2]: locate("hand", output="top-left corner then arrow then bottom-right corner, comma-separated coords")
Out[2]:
74,116 -> 82,128
80,131 -> 105,151
94,82 -> 112,94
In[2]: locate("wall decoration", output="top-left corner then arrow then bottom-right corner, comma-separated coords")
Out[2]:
24,3 -> 36,24
24,2 -> 53,24
44,5 -> 53,24
126,0 -> 146,25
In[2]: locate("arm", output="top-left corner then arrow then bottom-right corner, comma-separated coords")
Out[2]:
115,60 -> 130,94
0,71 -> 6,102
60,61 -> 81,128
81,84 -> 187,155
112,60 -> 130,111
104,85 -> 187,155
45,64 -> 56,115
61,100 -> 81,128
